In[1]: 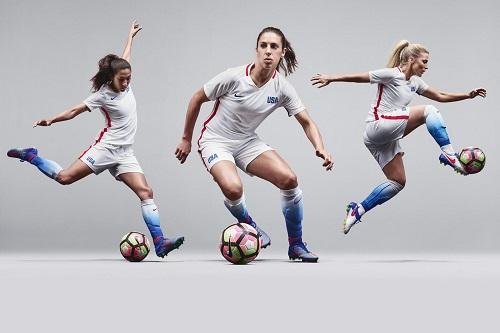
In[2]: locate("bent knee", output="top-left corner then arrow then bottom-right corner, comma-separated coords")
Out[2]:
137,187 -> 154,200
221,182 -> 243,201
55,171 -> 75,185
276,172 -> 298,190
389,177 -> 406,188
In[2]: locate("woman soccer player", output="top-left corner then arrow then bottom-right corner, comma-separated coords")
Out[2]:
7,21 -> 184,257
311,40 -> 486,234
175,27 -> 333,262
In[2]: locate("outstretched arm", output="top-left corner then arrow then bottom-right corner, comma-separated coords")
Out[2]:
311,72 -> 370,88
175,88 -> 210,164
294,110 -> 333,171
421,86 -> 486,103
33,103 -> 89,127
121,20 -> 142,63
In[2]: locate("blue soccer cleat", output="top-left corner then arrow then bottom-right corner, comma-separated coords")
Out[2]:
7,147 -> 38,162
154,236 -> 184,258
439,152 -> 468,175
254,224 -> 271,249
343,202 -> 362,235
288,241 -> 318,263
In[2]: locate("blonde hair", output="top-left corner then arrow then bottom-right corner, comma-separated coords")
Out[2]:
386,40 -> 428,68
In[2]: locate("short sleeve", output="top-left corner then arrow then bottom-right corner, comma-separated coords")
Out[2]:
203,68 -> 239,101
413,76 -> 429,94
280,80 -> 306,117
369,68 -> 398,84
84,91 -> 105,112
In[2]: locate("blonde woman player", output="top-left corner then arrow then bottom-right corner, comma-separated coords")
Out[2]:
175,27 -> 333,262
311,40 -> 486,234
7,21 -> 184,257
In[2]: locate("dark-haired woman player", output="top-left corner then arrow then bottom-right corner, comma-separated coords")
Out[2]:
175,27 -> 333,262
7,21 -> 184,258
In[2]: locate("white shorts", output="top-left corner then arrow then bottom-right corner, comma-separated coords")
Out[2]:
363,108 -> 409,169
198,134 -> 273,175
79,143 -> 143,179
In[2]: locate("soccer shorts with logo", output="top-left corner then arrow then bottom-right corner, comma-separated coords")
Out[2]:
198,133 -> 273,175
79,143 -> 143,179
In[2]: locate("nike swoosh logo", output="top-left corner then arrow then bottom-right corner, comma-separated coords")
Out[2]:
446,155 -> 456,164
234,93 -> 244,98
111,96 -> 117,100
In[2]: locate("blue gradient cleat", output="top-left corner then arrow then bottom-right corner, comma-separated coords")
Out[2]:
288,241 -> 318,263
7,147 -> 38,162
439,152 -> 468,175
254,224 -> 271,249
154,236 -> 184,258
344,202 -> 362,235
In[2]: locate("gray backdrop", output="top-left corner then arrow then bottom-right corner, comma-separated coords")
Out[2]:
1,0 -> 498,253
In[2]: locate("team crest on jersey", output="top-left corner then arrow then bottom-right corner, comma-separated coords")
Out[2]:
208,153 -> 218,164
411,86 -> 416,92
267,96 -> 279,104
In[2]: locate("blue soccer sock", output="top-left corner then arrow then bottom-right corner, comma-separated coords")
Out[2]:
360,180 -> 404,213
30,156 -> 63,179
224,194 -> 256,227
424,105 -> 456,155
141,199 -> 165,244
280,186 -> 303,244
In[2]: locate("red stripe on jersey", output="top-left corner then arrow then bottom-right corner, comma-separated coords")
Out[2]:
79,107 -> 112,158
272,70 -> 277,79
380,114 -> 409,120
245,64 -> 252,76
197,99 -> 221,147
373,84 -> 383,120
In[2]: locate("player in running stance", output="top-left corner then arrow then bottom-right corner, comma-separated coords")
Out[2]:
7,21 -> 184,257
175,27 -> 333,262
311,40 -> 486,234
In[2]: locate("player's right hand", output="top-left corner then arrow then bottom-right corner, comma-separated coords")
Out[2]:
175,139 -> 191,164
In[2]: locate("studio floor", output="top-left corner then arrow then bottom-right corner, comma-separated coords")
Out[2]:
1,251 -> 498,332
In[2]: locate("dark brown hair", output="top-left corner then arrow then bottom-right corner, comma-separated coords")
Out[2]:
90,54 -> 131,92
256,27 -> 298,76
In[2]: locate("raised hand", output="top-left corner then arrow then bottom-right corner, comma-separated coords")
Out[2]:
129,20 -> 142,38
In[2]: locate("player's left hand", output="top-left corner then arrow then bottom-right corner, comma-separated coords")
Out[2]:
316,149 -> 333,171
129,20 -> 142,38
469,87 -> 486,99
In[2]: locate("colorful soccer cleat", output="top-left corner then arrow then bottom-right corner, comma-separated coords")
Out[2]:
343,202 -> 362,235
288,241 -> 318,263
439,152 -> 468,175
154,236 -> 184,258
254,224 -> 271,249
7,147 -> 38,162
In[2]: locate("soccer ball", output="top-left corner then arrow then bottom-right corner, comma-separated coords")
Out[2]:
220,223 -> 260,264
120,231 -> 150,262
459,147 -> 486,174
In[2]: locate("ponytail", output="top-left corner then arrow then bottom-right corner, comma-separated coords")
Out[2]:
387,40 -> 428,68
256,27 -> 298,76
90,54 -> 131,92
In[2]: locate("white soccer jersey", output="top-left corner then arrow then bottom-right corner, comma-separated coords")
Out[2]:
366,67 -> 428,122
199,64 -> 306,143
84,84 -> 137,147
